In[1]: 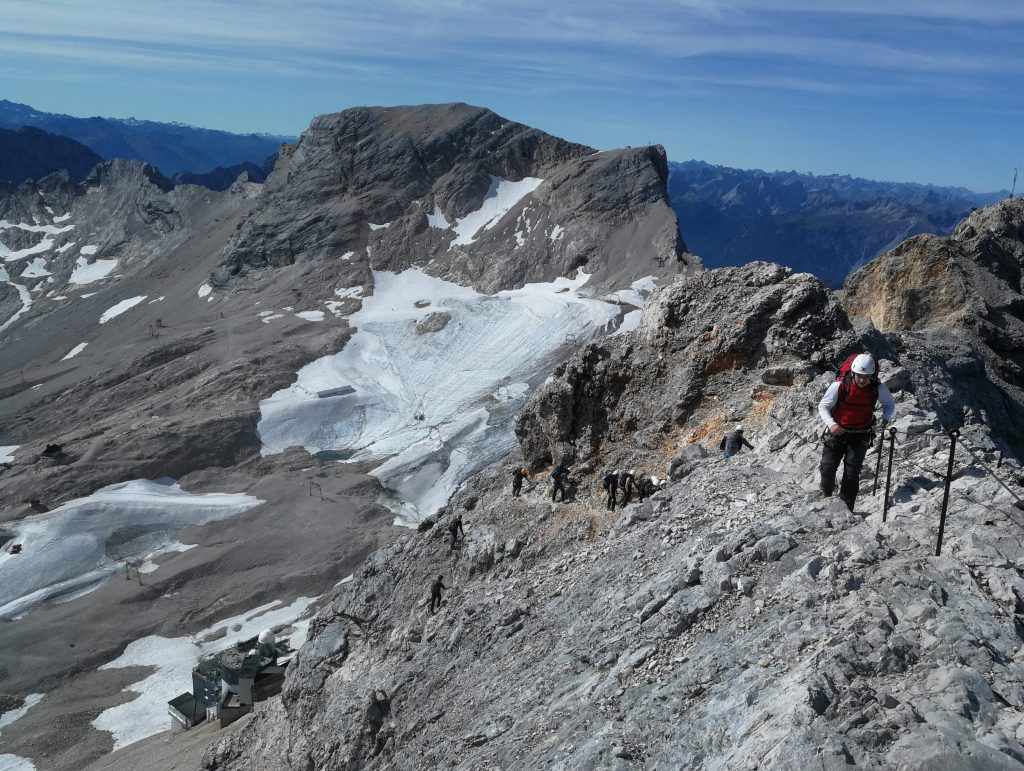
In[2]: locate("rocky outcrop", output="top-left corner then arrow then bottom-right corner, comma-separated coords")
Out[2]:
215,104 -> 690,294
515,261 -> 852,468
845,198 -> 1024,442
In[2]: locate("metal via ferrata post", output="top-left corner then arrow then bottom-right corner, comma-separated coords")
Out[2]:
935,430 -> 960,557
882,427 -> 897,522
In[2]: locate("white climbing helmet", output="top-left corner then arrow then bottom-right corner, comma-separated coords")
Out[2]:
851,354 -> 876,375
734,425 -> 743,433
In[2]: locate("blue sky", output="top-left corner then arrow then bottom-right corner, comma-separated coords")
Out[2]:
1,0 -> 1021,191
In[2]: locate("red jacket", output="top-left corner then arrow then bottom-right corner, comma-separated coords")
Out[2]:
832,379 -> 877,430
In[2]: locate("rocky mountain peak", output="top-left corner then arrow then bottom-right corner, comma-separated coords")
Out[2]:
844,197 -> 1023,334
84,158 -> 174,193
843,198 -> 1024,441
215,104 -> 690,294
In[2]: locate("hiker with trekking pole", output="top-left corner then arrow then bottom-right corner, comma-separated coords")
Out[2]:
818,353 -> 896,512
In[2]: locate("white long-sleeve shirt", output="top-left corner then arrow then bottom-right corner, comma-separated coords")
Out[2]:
818,380 -> 895,428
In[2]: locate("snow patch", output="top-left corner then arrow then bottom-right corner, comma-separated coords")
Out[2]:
0,279 -> 32,334
197,282 -> 212,298
615,309 -> 643,335
295,311 -> 324,321
69,257 -> 117,285
324,300 -> 344,316
20,258 -> 51,278
56,242 -> 75,254
340,251 -> 354,261
0,480 -> 263,620
335,286 -> 364,299
0,219 -> 72,235
61,343 -> 87,360
0,446 -> 16,463
368,222 -> 390,230
0,235 -> 53,263
261,314 -> 285,323
79,244 -> 98,256
138,541 -> 196,574
0,754 -> 36,770
99,295 -> 147,324
550,224 -> 564,241
452,176 -> 543,246
0,693 -> 44,730
427,206 -> 449,229
53,213 -> 71,223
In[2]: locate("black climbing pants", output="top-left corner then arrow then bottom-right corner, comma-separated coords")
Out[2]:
605,484 -> 617,510
512,478 -> 522,497
552,479 -> 566,502
819,432 -> 871,511
430,593 -> 441,613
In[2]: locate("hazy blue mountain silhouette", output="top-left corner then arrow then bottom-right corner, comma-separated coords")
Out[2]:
0,99 -> 291,177
668,159 -> 1006,286
0,125 -> 103,184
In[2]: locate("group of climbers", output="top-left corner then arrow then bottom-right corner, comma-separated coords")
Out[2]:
428,350 -> 896,612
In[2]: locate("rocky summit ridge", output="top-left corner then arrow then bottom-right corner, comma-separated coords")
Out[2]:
214,103 -> 692,296
202,199 -> 1024,770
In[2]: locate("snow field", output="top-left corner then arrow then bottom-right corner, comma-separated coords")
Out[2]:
0,446 -> 17,463
258,268 -> 620,525
0,480 -> 263,620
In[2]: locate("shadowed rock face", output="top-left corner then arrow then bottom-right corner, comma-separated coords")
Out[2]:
215,103 -> 692,295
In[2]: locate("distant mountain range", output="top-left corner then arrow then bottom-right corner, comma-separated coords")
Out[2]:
0,99 -> 290,177
0,99 -> 1013,286
667,160 -> 1008,286
0,126 -> 103,184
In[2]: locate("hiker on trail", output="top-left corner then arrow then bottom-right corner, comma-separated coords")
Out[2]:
818,353 -> 896,511
551,462 -> 570,502
602,469 -> 619,510
448,514 -> 465,549
430,574 -> 446,613
720,426 -> 754,459
617,469 -> 636,506
512,466 -> 528,498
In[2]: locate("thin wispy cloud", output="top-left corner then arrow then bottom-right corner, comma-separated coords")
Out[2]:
0,0 -> 1020,189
